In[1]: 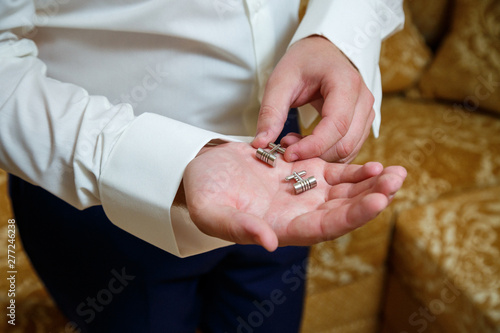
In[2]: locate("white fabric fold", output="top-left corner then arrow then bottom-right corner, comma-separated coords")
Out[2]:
99,113 -> 245,257
0,0 -> 404,257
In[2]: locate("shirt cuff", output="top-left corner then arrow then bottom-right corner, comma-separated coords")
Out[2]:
290,0 -> 404,137
99,113 -> 243,257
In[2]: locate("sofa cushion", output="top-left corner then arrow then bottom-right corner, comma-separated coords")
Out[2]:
419,0 -> 500,115
353,97 -> 500,211
382,273 -> 445,333
301,207 -> 394,333
302,268 -> 387,333
305,208 -> 393,294
379,0 -> 432,93
390,185 -> 500,332
408,0 -> 452,47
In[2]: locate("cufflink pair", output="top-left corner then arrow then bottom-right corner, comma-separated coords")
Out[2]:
256,143 -> 317,194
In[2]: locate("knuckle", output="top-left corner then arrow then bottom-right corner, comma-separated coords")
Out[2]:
336,139 -> 355,160
333,116 -> 350,138
259,104 -> 279,120
363,90 -> 375,109
258,105 -> 283,130
367,91 -> 375,106
342,67 -> 362,91
367,107 -> 376,124
259,104 -> 289,134
309,136 -> 328,156
350,72 -> 363,88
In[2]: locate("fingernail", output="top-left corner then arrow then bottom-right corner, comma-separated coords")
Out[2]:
289,153 -> 299,162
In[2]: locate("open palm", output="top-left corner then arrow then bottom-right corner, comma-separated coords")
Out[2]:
184,142 -> 406,251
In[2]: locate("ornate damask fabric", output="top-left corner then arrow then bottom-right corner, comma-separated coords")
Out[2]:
1,1 -> 500,332
379,1 -> 432,93
354,97 -> 500,211
300,209 -> 393,332
392,186 -> 500,332
419,0 -> 500,115
302,268 -> 387,333
408,0 -> 451,47
301,96 -> 500,333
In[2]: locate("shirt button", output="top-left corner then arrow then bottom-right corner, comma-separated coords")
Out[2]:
254,1 -> 261,12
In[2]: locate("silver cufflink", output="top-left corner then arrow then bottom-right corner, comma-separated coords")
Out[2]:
285,171 -> 317,194
256,143 -> 286,167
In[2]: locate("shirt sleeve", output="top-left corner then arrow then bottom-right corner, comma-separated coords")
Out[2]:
290,0 -> 405,137
0,2 -> 234,257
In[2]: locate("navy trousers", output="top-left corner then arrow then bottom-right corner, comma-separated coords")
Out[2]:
9,110 -> 308,333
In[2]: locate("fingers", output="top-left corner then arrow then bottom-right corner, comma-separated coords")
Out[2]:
284,77 -> 375,163
253,35 -> 376,163
373,167 -> 407,197
280,163 -> 406,246
280,132 -> 302,147
324,161 -> 384,185
390,165 -> 408,179
320,193 -> 388,239
325,164 -> 406,201
343,172 -> 404,202
191,205 -> 279,252
252,105 -> 288,149
282,106 -> 373,164
252,72 -> 298,149
339,192 -> 389,231
322,106 -> 375,163
283,192 -> 388,246
340,108 -> 375,163
283,70 -> 361,161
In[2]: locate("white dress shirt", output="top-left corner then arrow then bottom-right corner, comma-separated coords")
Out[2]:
0,0 -> 404,257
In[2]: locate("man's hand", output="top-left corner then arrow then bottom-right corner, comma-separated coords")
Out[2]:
252,35 -> 375,163
184,143 -> 406,252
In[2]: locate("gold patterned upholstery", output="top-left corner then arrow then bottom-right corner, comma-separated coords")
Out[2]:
408,0 -> 451,47
419,0 -> 500,115
379,1 -> 432,93
1,0 -> 500,332
300,208 -> 394,332
301,95 -> 500,332
354,97 -> 500,210
385,186 -> 500,332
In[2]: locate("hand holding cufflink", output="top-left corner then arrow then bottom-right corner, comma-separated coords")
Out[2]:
256,143 -> 285,167
184,142 -> 406,252
255,142 -> 317,194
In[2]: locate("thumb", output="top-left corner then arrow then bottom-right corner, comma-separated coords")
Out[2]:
251,77 -> 296,148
